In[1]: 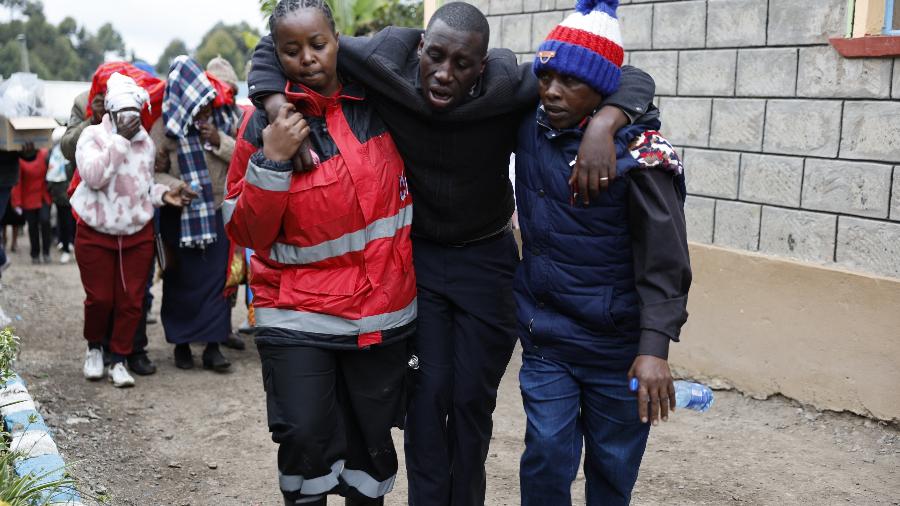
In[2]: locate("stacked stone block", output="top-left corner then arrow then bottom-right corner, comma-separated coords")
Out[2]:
471,0 -> 900,279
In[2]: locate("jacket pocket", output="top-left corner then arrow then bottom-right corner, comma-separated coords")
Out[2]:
289,158 -> 338,191
277,263 -> 363,306
284,161 -> 351,231
551,285 -> 618,335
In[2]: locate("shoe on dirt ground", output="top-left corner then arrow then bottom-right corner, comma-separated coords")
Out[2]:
83,348 -> 105,380
127,353 -> 157,376
173,344 -> 194,369
41,255 -> 51,264
59,252 -> 71,264
108,362 -> 135,388
202,344 -> 231,372
223,332 -> 246,351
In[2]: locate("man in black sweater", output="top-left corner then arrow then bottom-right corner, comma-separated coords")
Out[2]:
249,3 -> 657,505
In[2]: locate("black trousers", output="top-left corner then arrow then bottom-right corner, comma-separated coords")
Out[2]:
23,204 -> 51,259
405,230 -> 519,506
56,204 -> 74,252
257,339 -> 407,503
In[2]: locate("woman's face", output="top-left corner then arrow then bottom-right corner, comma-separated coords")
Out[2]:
273,8 -> 340,96
194,103 -> 213,124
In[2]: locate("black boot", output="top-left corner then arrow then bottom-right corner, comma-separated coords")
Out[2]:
346,496 -> 384,506
202,343 -> 231,372
223,332 -> 246,351
173,344 -> 194,369
127,352 -> 157,375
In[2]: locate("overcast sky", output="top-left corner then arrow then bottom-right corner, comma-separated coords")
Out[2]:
39,0 -> 269,64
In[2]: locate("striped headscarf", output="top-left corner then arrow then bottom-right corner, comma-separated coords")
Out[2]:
163,55 -> 238,248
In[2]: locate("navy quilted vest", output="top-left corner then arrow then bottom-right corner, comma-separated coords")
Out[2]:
514,108 -> 660,367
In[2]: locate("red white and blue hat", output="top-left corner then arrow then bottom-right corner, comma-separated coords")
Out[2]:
532,0 -> 624,95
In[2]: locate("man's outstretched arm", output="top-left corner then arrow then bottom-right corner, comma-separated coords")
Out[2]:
572,65 -> 657,203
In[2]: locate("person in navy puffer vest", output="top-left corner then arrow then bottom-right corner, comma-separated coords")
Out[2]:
515,1 -> 692,504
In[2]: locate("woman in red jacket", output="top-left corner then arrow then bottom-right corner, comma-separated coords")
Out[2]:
12,142 -> 51,264
224,2 -> 415,505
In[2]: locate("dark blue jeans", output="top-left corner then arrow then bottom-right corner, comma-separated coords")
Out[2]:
519,351 -> 650,506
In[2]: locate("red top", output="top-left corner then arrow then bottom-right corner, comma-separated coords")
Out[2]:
12,149 -> 50,210
224,84 -> 416,349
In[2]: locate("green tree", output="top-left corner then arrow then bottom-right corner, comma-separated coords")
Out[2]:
57,15 -> 76,36
95,22 -> 125,56
0,38 -> 22,78
155,38 -> 189,75
0,0 -> 27,19
0,1 -> 129,80
361,0 -> 423,33
195,22 -> 260,79
259,0 -> 422,36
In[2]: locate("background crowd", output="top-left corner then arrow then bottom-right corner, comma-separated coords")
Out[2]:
0,55 -> 253,387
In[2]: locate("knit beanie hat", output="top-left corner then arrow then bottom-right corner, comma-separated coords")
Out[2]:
532,0 -> 623,96
206,56 -> 240,90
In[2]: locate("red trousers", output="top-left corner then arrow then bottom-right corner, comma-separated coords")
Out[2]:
75,223 -> 154,357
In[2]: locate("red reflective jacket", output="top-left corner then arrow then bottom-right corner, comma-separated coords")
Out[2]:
224,83 -> 415,349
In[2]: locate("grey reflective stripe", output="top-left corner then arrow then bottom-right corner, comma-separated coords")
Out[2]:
269,205 -> 413,265
246,159 -> 292,192
255,299 -> 416,336
221,197 -> 237,225
279,460 -> 344,495
341,468 -> 396,498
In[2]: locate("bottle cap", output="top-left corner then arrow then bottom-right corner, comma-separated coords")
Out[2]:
629,377 -> 639,392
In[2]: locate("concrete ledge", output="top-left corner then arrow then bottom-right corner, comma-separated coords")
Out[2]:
829,36 -> 900,58
672,244 -> 900,422
0,374 -> 83,506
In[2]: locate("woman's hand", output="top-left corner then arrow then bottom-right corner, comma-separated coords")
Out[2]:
198,122 -> 221,148
263,94 -> 315,172
90,94 -> 106,125
115,113 -> 142,140
162,182 -> 198,207
628,355 -> 676,426
262,103 -> 310,163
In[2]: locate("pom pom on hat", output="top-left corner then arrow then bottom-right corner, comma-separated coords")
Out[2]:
574,0 -> 618,15
533,0 -> 623,96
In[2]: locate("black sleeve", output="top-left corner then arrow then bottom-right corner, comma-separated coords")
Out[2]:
602,65 -> 657,125
627,168 -> 692,360
248,35 -> 287,105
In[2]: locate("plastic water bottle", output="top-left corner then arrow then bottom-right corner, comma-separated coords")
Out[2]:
629,378 -> 715,412
673,380 -> 714,412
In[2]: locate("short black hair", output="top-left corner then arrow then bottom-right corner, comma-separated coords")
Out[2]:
426,2 -> 490,53
269,0 -> 337,37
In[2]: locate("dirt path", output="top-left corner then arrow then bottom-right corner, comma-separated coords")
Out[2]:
1,245 -> 898,505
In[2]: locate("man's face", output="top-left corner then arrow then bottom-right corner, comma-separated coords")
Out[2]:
537,69 -> 602,130
417,19 -> 486,111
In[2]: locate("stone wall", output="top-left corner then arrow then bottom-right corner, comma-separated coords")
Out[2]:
470,0 -> 900,279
